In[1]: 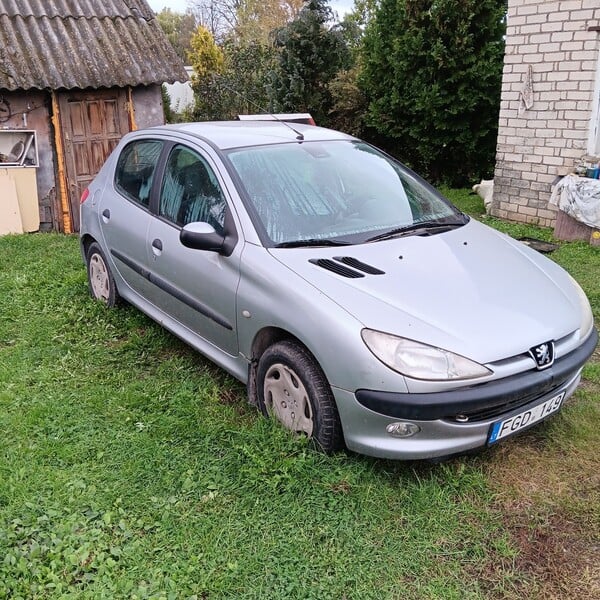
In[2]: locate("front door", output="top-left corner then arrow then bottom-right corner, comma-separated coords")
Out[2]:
146,142 -> 241,356
59,89 -> 130,231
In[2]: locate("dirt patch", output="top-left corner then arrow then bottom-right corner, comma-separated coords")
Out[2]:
470,427 -> 600,599
218,387 -> 250,417
219,388 -> 240,406
578,379 -> 600,393
329,480 -> 352,494
504,509 -> 598,599
471,506 -> 599,599
487,443 -> 600,503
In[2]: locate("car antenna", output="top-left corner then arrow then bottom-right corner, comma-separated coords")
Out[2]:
220,83 -> 305,141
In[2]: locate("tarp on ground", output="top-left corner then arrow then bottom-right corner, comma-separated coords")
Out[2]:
550,174 -> 600,229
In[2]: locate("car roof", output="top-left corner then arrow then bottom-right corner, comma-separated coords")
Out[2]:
149,120 -> 354,150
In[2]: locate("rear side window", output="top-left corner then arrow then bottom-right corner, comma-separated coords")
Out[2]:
114,140 -> 162,207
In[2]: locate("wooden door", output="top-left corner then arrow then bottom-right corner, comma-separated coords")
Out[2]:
58,89 -> 130,231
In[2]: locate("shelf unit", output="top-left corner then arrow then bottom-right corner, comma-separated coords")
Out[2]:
0,129 -> 39,167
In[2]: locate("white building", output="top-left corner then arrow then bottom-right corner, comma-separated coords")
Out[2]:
492,0 -> 600,227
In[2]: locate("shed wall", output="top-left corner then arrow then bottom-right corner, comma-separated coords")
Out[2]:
132,85 -> 165,129
0,85 -> 165,232
0,90 -> 60,230
492,0 -> 600,226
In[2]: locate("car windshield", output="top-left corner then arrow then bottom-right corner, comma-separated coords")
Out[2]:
226,140 -> 465,246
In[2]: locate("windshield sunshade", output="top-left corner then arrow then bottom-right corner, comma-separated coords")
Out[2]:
227,141 -> 464,246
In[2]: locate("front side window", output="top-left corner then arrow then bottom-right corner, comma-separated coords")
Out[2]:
159,145 -> 226,233
227,141 -> 463,245
114,140 -> 162,207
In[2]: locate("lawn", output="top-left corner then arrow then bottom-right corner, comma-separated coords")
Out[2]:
0,190 -> 598,599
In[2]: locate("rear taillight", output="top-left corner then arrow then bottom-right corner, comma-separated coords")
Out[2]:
80,188 -> 90,204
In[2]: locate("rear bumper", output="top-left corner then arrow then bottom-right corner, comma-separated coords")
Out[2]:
334,329 -> 597,460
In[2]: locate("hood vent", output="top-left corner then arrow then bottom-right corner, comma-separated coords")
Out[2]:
333,256 -> 385,275
309,258 -> 365,278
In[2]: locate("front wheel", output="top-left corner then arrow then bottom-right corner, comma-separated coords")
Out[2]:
86,242 -> 120,307
256,340 -> 343,454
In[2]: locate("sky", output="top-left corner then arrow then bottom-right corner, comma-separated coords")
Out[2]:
146,0 -> 354,19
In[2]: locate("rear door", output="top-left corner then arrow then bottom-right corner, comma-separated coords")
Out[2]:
98,138 -> 163,300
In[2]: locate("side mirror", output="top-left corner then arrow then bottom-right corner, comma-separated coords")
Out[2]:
180,222 -> 225,253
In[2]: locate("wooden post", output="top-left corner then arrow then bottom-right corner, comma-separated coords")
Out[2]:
50,90 -> 72,234
127,86 -> 137,131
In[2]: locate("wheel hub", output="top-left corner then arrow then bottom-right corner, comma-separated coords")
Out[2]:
89,254 -> 110,302
263,363 -> 314,436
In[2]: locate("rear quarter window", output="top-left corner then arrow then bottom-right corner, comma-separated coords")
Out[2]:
114,140 -> 163,207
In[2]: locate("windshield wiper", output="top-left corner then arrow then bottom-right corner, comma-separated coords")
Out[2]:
365,219 -> 467,243
275,238 -> 352,248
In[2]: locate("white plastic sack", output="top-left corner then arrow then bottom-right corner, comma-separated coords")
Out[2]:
472,179 -> 494,212
550,174 -> 600,229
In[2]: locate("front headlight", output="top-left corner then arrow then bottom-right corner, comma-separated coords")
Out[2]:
567,275 -> 594,339
361,329 -> 492,381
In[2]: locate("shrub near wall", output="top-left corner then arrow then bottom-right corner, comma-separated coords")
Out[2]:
361,0 -> 506,185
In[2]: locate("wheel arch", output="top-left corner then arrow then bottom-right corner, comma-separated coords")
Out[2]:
249,327 -> 345,453
80,233 -> 96,259
247,326 -> 322,406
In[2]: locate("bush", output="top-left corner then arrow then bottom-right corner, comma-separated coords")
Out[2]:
361,0 -> 506,185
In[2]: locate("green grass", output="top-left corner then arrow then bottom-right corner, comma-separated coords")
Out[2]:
0,195 -> 598,599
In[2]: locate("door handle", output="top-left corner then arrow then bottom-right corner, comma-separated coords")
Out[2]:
151,238 -> 163,256
101,208 -> 110,223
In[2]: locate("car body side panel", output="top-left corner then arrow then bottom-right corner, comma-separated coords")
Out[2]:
235,242 -> 410,395
98,197 -> 155,300
146,218 -> 241,356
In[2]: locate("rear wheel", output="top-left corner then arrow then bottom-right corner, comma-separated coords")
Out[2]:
86,242 -> 120,307
257,340 -> 343,454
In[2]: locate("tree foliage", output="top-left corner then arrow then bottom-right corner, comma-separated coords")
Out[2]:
271,0 -> 351,125
189,25 -> 226,81
361,0 -> 505,184
189,39 -> 278,121
191,0 -> 302,42
187,1 -> 353,127
161,85 -> 173,123
235,0 -> 304,44
328,67 -> 367,137
156,8 -> 197,62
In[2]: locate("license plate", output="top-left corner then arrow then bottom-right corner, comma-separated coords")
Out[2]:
488,391 -> 565,444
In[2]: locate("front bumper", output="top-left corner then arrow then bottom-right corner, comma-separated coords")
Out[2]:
334,328 -> 597,460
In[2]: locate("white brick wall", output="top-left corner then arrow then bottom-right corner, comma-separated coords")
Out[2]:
492,0 -> 600,227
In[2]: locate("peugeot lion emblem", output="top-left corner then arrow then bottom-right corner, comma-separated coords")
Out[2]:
529,341 -> 555,369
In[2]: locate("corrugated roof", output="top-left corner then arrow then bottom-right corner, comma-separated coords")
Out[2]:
0,0 -> 188,91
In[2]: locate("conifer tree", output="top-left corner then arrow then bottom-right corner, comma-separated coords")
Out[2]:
361,0 -> 506,184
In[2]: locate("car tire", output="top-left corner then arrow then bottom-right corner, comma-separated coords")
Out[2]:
86,242 -> 120,308
256,340 -> 343,454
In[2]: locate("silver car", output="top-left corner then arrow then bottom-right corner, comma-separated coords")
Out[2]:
80,121 -> 597,459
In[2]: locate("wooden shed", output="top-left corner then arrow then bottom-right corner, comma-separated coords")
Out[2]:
0,0 -> 187,233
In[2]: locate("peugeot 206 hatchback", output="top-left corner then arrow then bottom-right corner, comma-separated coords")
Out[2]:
80,121 -> 597,460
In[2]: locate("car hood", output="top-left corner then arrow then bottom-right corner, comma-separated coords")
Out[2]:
268,219 -> 582,364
